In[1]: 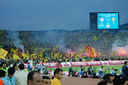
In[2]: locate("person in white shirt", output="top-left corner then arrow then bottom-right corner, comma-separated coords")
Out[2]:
14,64 -> 28,85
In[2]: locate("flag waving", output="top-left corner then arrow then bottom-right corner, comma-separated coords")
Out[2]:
84,46 -> 96,57
0,48 -> 8,59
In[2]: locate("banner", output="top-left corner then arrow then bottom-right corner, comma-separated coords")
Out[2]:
24,60 -> 126,68
86,61 -> 101,66
100,61 -> 110,65
61,62 -> 72,67
43,63 -> 59,68
109,60 -> 123,65
71,62 -> 87,67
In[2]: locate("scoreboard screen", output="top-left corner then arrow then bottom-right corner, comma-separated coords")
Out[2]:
97,13 -> 119,29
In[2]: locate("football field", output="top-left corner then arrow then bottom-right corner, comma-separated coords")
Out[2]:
47,65 -> 123,74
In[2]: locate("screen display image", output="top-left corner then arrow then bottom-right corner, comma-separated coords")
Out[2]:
97,13 -> 119,29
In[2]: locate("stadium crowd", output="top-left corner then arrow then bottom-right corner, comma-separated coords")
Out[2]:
0,59 -> 128,85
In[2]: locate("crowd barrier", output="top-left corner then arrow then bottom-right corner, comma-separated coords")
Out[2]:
41,60 -> 126,68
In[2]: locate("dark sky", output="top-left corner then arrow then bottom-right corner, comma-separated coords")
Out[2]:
0,0 -> 128,31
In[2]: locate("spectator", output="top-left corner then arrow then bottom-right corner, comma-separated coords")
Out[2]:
0,70 -> 6,85
35,63 -> 42,71
42,76 -> 51,85
0,62 -> 2,69
120,77 -> 128,85
0,69 -> 6,78
40,64 -> 45,74
79,66 -> 84,77
98,66 -> 105,78
103,74 -> 115,81
120,66 -> 128,85
0,80 -> 3,85
51,68 -> 63,85
0,62 -> 8,73
122,61 -> 128,77
27,71 -> 42,85
2,67 -> 16,85
87,66 -> 93,77
27,62 -> 32,71
14,64 -> 28,85
13,63 -> 18,71
97,80 -> 113,85
110,68 -> 116,76
68,67 -> 74,77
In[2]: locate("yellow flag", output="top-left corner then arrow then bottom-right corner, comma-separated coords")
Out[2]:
22,53 -> 28,58
11,48 -> 15,53
111,50 -> 117,56
13,54 -> 20,60
54,53 -> 62,58
44,58 -> 48,63
0,56 -> 5,59
0,48 -> 8,59
31,53 -> 36,57
93,36 -> 98,41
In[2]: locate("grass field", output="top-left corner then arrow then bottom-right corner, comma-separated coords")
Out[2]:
47,65 -> 123,74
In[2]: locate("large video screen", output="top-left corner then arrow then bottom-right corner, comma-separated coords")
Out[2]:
97,12 -> 119,29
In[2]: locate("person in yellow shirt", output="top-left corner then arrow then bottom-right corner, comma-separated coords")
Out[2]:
51,68 -> 63,85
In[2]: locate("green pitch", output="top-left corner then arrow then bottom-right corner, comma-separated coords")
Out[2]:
47,65 -> 123,74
